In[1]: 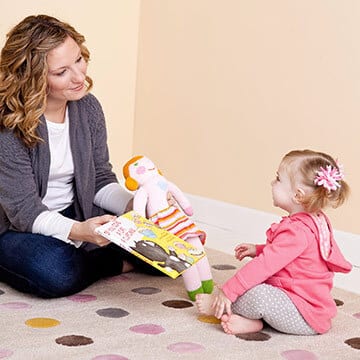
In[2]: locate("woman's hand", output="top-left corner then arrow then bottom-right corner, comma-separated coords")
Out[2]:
212,288 -> 232,319
69,214 -> 116,246
234,243 -> 256,261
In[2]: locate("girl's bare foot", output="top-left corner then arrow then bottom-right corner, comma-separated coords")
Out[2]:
221,314 -> 263,335
195,293 -> 216,316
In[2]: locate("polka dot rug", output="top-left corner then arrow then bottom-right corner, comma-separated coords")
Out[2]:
0,248 -> 359,359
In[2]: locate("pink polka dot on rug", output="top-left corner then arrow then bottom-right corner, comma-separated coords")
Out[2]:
0,349 -> 13,358
105,274 -> 131,282
67,294 -> 97,302
167,342 -> 205,353
129,323 -> 165,335
91,355 -> 129,360
353,312 -> 360,319
281,349 -> 318,360
0,301 -> 32,309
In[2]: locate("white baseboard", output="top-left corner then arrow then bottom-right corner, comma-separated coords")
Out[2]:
187,193 -> 360,295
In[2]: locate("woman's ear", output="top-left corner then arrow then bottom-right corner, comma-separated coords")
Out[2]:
293,188 -> 306,204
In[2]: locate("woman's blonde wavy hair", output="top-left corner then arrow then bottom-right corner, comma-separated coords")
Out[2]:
0,14 -> 93,147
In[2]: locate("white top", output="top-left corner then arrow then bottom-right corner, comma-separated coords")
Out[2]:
32,108 -> 133,247
42,108 -> 74,211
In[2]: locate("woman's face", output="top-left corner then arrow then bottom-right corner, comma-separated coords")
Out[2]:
46,36 -> 87,104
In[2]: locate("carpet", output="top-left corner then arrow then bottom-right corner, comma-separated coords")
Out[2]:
0,247 -> 359,360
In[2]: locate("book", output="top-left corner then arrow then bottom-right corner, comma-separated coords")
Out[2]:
95,211 -> 206,279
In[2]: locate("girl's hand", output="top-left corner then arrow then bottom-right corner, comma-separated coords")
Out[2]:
69,214 -> 116,246
212,289 -> 232,319
234,243 -> 256,261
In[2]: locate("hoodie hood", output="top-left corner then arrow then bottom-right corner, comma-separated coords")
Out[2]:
291,212 -> 352,274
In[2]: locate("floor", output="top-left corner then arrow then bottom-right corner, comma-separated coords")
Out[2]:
187,194 -> 360,295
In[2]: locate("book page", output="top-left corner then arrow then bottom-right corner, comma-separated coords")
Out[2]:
95,211 -> 205,279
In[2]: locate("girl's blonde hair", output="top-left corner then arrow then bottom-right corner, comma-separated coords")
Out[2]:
0,14 -> 93,147
282,149 -> 350,212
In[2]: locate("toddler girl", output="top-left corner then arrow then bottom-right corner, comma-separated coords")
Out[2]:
195,149 -> 352,335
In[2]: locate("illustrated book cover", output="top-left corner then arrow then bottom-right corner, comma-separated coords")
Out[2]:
95,211 -> 206,279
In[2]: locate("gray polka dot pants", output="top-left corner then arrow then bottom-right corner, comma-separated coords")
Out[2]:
231,284 -> 317,335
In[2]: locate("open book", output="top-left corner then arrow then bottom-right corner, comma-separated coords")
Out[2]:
95,211 -> 205,279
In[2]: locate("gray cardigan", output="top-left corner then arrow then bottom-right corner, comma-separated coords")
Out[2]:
0,93 -> 118,234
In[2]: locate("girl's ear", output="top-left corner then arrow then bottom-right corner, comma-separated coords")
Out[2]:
125,177 -> 139,191
294,188 -> 306,204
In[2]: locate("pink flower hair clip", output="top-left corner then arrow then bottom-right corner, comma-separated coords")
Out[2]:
314,163 -> 344,192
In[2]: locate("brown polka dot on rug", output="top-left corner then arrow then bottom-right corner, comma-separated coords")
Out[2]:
55,335 -> 93,347
334,298 -> 344,306
162,300 -> 193,309
132,287 -> 161,295
212,264 -> 236,270
96,308 -> 129,318
344,337 -> 360,350
235,332 -> 271,341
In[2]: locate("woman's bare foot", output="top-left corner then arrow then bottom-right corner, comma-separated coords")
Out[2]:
195,293 -> 217,316
221,314 -> 263,335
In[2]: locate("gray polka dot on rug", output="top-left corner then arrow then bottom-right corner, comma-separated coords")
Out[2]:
131,287 -> 161,295
96,308 -> 129,318
212,264 -> 236,270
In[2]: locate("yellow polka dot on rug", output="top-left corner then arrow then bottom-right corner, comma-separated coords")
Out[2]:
25,317 -> 60,328
197,314 -> 221,324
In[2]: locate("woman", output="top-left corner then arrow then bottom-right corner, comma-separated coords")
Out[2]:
0,14 -> 154,298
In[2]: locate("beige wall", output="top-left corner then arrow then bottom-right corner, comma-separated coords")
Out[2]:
1,1 -> 359,234
0,0 -> 139,174
134,0 -> 360,234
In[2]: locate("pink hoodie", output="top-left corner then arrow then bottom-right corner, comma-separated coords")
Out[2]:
221,212 -> 352,334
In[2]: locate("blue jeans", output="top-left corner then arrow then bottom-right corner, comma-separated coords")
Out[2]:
0,207 -> 161,298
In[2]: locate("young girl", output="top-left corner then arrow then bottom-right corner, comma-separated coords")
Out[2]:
195,149 -> 352,335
